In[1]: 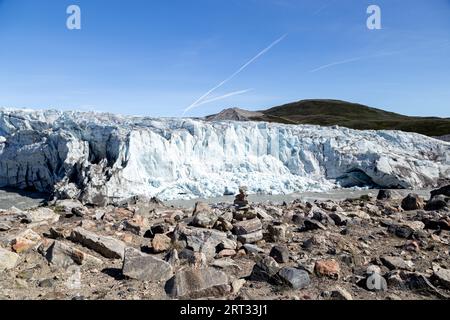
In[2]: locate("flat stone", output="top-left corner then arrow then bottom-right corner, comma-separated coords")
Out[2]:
165,267 -> 230,299
45,240 -> 102,268
28,208 -> 60,224
243,244 -> 264,254
233,218 -> 262,236
122,248 -> 173,282
70,227 -> 126,259
0,247 -> 20,271
381,256 -> 414,271
275,267 -> 310,290
237,230 -> 263,244
269,245 -> 289,263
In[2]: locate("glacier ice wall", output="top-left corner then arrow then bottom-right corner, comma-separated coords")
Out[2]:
0,108 -> 449,203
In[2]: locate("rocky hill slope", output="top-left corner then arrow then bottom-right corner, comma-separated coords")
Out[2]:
206,100 -> 450,137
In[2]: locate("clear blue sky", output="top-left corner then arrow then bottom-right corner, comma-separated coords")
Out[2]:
0,0 -> 449,117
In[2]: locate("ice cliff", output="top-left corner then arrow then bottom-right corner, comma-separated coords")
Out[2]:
0,108 -> 449,204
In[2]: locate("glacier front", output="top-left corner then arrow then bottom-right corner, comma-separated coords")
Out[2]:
0,108 -> 449,204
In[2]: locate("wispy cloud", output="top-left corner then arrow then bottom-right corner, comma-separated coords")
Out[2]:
183,34 -> 288,114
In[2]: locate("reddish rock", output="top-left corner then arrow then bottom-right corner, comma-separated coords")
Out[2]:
152,234 -> 172,253
315,259 -> 341,279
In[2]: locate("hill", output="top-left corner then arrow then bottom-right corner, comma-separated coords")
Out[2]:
206,99 -> 450,137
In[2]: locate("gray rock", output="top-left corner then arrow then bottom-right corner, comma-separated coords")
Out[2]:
381,256 -> 414,271
243,243 -> 264,254
0,247 -> 20,271
70,227 -> 126,259
44,240 -> 102,268
191,202 -> 218,228
267,224 -> 287,242
249,256 -> 280,282
237,230 -> 263,244
172,224 -> 228,259
275,267 -> 310,290
269,245 -> 290,263
122,248 -> 173,282
165,267 -> 230,299
233,218 -> 262,236
432,266 -> 450,290
28,208 -> 60,224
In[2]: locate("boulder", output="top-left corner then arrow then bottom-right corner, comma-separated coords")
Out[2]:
152,234 -> 172,253
401,194 -> 424,211
425,195 -> 448,211
432,266 -> 450,290
0,247 -> 20,271
172,224 -> 228,259
192,202 -> 218,228
122,248 -> 173,282
165,267 -> 230,299
70,227 -> 126,259
249,256 -> 280,282
233,218 -> 262,236
44,240 -> 102,267
381,256 -> 414,271
275,267 -> 310,290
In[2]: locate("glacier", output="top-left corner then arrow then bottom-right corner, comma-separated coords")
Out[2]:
0,108 -> 449,204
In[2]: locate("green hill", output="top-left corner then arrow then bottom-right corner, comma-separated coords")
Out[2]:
246,99 -> 450,137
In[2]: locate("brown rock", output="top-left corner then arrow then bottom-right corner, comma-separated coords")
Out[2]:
152,234 -> 172,253
315,259 -> 340,279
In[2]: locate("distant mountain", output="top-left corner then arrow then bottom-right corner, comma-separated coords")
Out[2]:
205,99 -> 450,138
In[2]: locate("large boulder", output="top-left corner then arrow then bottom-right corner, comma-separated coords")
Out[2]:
0,247 -> 20,271
401,194 -> 424,211
122,248 -> 173,282
165,267 -> 230,299
70,227 -> 126,259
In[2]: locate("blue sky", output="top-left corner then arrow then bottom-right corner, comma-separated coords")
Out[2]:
0,0 -> 449,117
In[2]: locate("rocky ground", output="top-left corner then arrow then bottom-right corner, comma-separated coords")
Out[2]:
1,186 -> 450,301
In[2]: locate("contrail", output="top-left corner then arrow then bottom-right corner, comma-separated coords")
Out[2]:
192,89 -> 253,107
309,51 -> 399,73
183,34 -> 288,114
